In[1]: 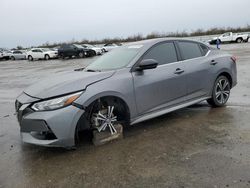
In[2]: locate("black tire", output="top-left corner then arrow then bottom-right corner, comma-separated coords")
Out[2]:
11,56 -> 15,60
78,52 -> 84,58
236,38 -> 243,43
91,51 -> 96,57
28,55 -> 33,61
207,75 -> 231,107
44,54 -> 50,60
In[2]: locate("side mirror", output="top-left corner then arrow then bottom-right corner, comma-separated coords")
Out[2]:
136,59 -> 158,71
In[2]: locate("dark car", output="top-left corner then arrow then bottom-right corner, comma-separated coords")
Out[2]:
58,44 -> 96,59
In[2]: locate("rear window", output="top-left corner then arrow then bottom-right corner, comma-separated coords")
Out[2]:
178,42 -> 202,60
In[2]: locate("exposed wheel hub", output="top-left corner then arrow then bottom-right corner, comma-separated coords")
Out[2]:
92,106 -> 117,134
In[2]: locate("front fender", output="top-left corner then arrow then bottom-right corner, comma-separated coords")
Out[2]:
73,71 -> 138,120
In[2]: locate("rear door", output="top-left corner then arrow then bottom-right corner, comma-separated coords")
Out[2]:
132,41 -> 187,115
177,41 -> 212,100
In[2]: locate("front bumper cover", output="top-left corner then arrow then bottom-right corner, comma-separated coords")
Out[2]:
16,93 -> 85,147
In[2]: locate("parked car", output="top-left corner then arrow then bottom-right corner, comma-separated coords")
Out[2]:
81,44 -> 103,55
0,50 -> 5,60
0,48 -> 12,60
15,38 -> 237,148
58,44 -> 96,59
209,32 -> 249,44
26,48 -> 58,61
10,50 -> 26,60
102,43 -> 119,52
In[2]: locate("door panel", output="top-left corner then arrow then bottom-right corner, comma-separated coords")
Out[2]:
183,58 -> 211,100
132,62 -> 187,115
177,41 -> 212,100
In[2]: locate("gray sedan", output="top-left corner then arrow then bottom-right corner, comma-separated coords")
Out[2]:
15,38 -> 237,148
11,50 -> 26,60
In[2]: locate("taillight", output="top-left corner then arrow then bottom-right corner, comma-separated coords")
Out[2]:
231,56 -> 237,63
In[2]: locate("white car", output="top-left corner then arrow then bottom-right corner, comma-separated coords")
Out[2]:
0,49 -> 12,60
26,48 -> 58,61
210,32 -> 249,44
81,44 -> 103,55
10,50 -> 27,60
102,43 -> 119,52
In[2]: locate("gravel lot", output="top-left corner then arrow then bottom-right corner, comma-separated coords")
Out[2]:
1,43 -> 250,188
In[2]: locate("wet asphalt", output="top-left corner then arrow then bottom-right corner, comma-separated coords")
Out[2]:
0,43 -> 250,188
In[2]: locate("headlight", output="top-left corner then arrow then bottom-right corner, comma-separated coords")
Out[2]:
31,92 -> 82,111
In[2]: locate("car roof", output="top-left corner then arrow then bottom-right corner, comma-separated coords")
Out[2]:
125,38 -> 207,46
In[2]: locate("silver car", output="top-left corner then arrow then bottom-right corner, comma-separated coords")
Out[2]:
10,50 -> 26,60
15,38 -> 237,148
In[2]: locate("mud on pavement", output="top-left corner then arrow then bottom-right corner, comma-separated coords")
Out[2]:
1,43 -> 250,188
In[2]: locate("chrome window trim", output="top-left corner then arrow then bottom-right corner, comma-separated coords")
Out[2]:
156,50 -> 211,68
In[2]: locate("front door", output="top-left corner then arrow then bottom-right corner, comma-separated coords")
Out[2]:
132,42 -> 187,115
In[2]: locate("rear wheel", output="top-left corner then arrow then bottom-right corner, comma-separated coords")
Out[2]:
28,55 -> 33,61
79,52 -> 84,58
207,76 -> 230,107
44,54 -> 50,60
90,51 -> 96,57
11,56 -> 15,60
236,38 -> 243,43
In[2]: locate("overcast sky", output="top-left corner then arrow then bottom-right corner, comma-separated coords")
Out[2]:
1,0 -> 250,48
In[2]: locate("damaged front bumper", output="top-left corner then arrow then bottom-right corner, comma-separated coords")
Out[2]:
16,93 -> 85,148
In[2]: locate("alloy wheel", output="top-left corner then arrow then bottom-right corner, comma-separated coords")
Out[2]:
215,78 -> 230,104
92,106 -> 118,134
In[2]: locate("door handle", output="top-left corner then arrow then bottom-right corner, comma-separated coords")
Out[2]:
174,68 -> 184,74
210,60 -> 218,65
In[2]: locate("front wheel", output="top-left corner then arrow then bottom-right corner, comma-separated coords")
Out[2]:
11,56 -> 15,60
207,76 -> 230,107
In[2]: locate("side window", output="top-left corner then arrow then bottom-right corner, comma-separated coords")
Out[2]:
222,33 -> 230,37
199,44 -> 209,56
32,50 -> 37,52
178,42 -> 202,60
143,42 -> 178,65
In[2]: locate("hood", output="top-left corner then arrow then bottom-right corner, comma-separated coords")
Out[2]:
92,47 -> 101,50
24,70 -> 114,99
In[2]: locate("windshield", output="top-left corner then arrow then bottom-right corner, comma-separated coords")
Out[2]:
85,45 -> 143,71
74,44 -> 83,49
83,44 -> 93,48
42,48 -> 50,52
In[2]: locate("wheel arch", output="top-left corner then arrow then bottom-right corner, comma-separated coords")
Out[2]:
74,92 -> 131,131
236,37 -> 243,42
217,71 -> 233,88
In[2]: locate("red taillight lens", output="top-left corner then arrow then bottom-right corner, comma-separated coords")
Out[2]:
231,56 -> 237,63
